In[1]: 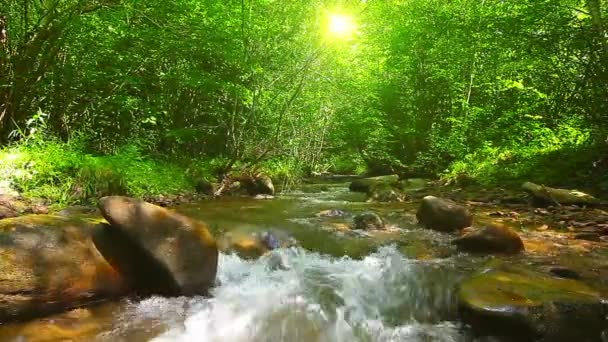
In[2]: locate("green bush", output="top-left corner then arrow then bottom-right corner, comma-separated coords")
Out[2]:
0,139 -> 194,205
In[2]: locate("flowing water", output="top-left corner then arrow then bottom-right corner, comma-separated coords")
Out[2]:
0,179 -> 486,342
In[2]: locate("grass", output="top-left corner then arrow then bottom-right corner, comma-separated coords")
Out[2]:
0,139 -> 196,206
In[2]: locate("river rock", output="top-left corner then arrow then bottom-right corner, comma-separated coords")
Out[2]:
218,232 -> 266,259
367,184 -> 407,202
195,179 -> 215,195
349,174 -> 399,193
416,196 -> 473,232
249,174 -> 274,196
453,224 -> 524,254
0,205 -> 18,219
459,262 -> 607,341
522,182 -> 599,207
353,211 -> 385,230
218,230 -> 297,259
0,215 -> 130,322
98,196 -> 218,296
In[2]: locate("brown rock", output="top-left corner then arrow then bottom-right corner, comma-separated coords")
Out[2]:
98,196 -> 218,296
31,205 -> 49,215
416,196 -> 473,232
217,232 -> 267,259
453,224 -> 524,254
0,205 -> 18,219
0,215 -> 130,322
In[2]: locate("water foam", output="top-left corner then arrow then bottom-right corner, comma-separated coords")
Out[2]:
139,246 -> 465,342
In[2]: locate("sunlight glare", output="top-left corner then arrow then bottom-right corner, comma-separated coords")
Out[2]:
328,14 -> 356,39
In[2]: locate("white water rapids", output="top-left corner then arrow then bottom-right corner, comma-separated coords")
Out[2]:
102,246 -> 468,342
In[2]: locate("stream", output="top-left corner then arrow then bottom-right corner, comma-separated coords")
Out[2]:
1,179 -> 604,341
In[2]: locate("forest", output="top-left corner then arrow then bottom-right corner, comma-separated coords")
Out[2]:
1,2 -> 608,341
1,0 -> 607,202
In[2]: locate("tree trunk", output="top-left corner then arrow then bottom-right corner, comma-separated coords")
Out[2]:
587,0 -> 607,51
0,14 -> 10,141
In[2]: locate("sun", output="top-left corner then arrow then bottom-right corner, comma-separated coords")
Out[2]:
328,14 -> 356,39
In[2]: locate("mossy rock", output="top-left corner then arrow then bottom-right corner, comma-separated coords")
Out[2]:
349,175 -> 399,193
0,215 -> 131,322
367,183 -> 407,202
459,262 -> 607,341
522,182 -> 600,207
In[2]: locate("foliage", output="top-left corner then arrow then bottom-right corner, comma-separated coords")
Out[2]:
1,0 -> 607,196
0,139 -> 194,205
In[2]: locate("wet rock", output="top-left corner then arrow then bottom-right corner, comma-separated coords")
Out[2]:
98,196 -> 218,296
219,233 -> 266,259
0,215 -> 130,322
218,230 -> 297,259
367,184 -> 407,203
195,179 -> 214,195
316,209 -> 348,218
0,205 -> 18,219
459,262 -> 607,342
249,174 -> 274,196
352,211 -> 385,230
453,224 -> 524,255
522,182 -> 599,207
416,196 -> 473,232
260,231 -> 281,250
349,174 -> 399,193
574,232 -> 601,242
549,266 -> 581,280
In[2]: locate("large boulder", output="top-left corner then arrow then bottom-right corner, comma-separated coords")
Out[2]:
522,182 -> 600,207
459,262 -> 607,341
0,215 -> 130,322
98,196 -> 218,296
416,196 -> 473,232
453,224 -> 524,254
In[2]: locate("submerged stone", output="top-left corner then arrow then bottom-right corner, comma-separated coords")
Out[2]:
459,262 -> 607,341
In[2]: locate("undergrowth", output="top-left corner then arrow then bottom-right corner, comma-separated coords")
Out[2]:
0,138 -> 195,205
